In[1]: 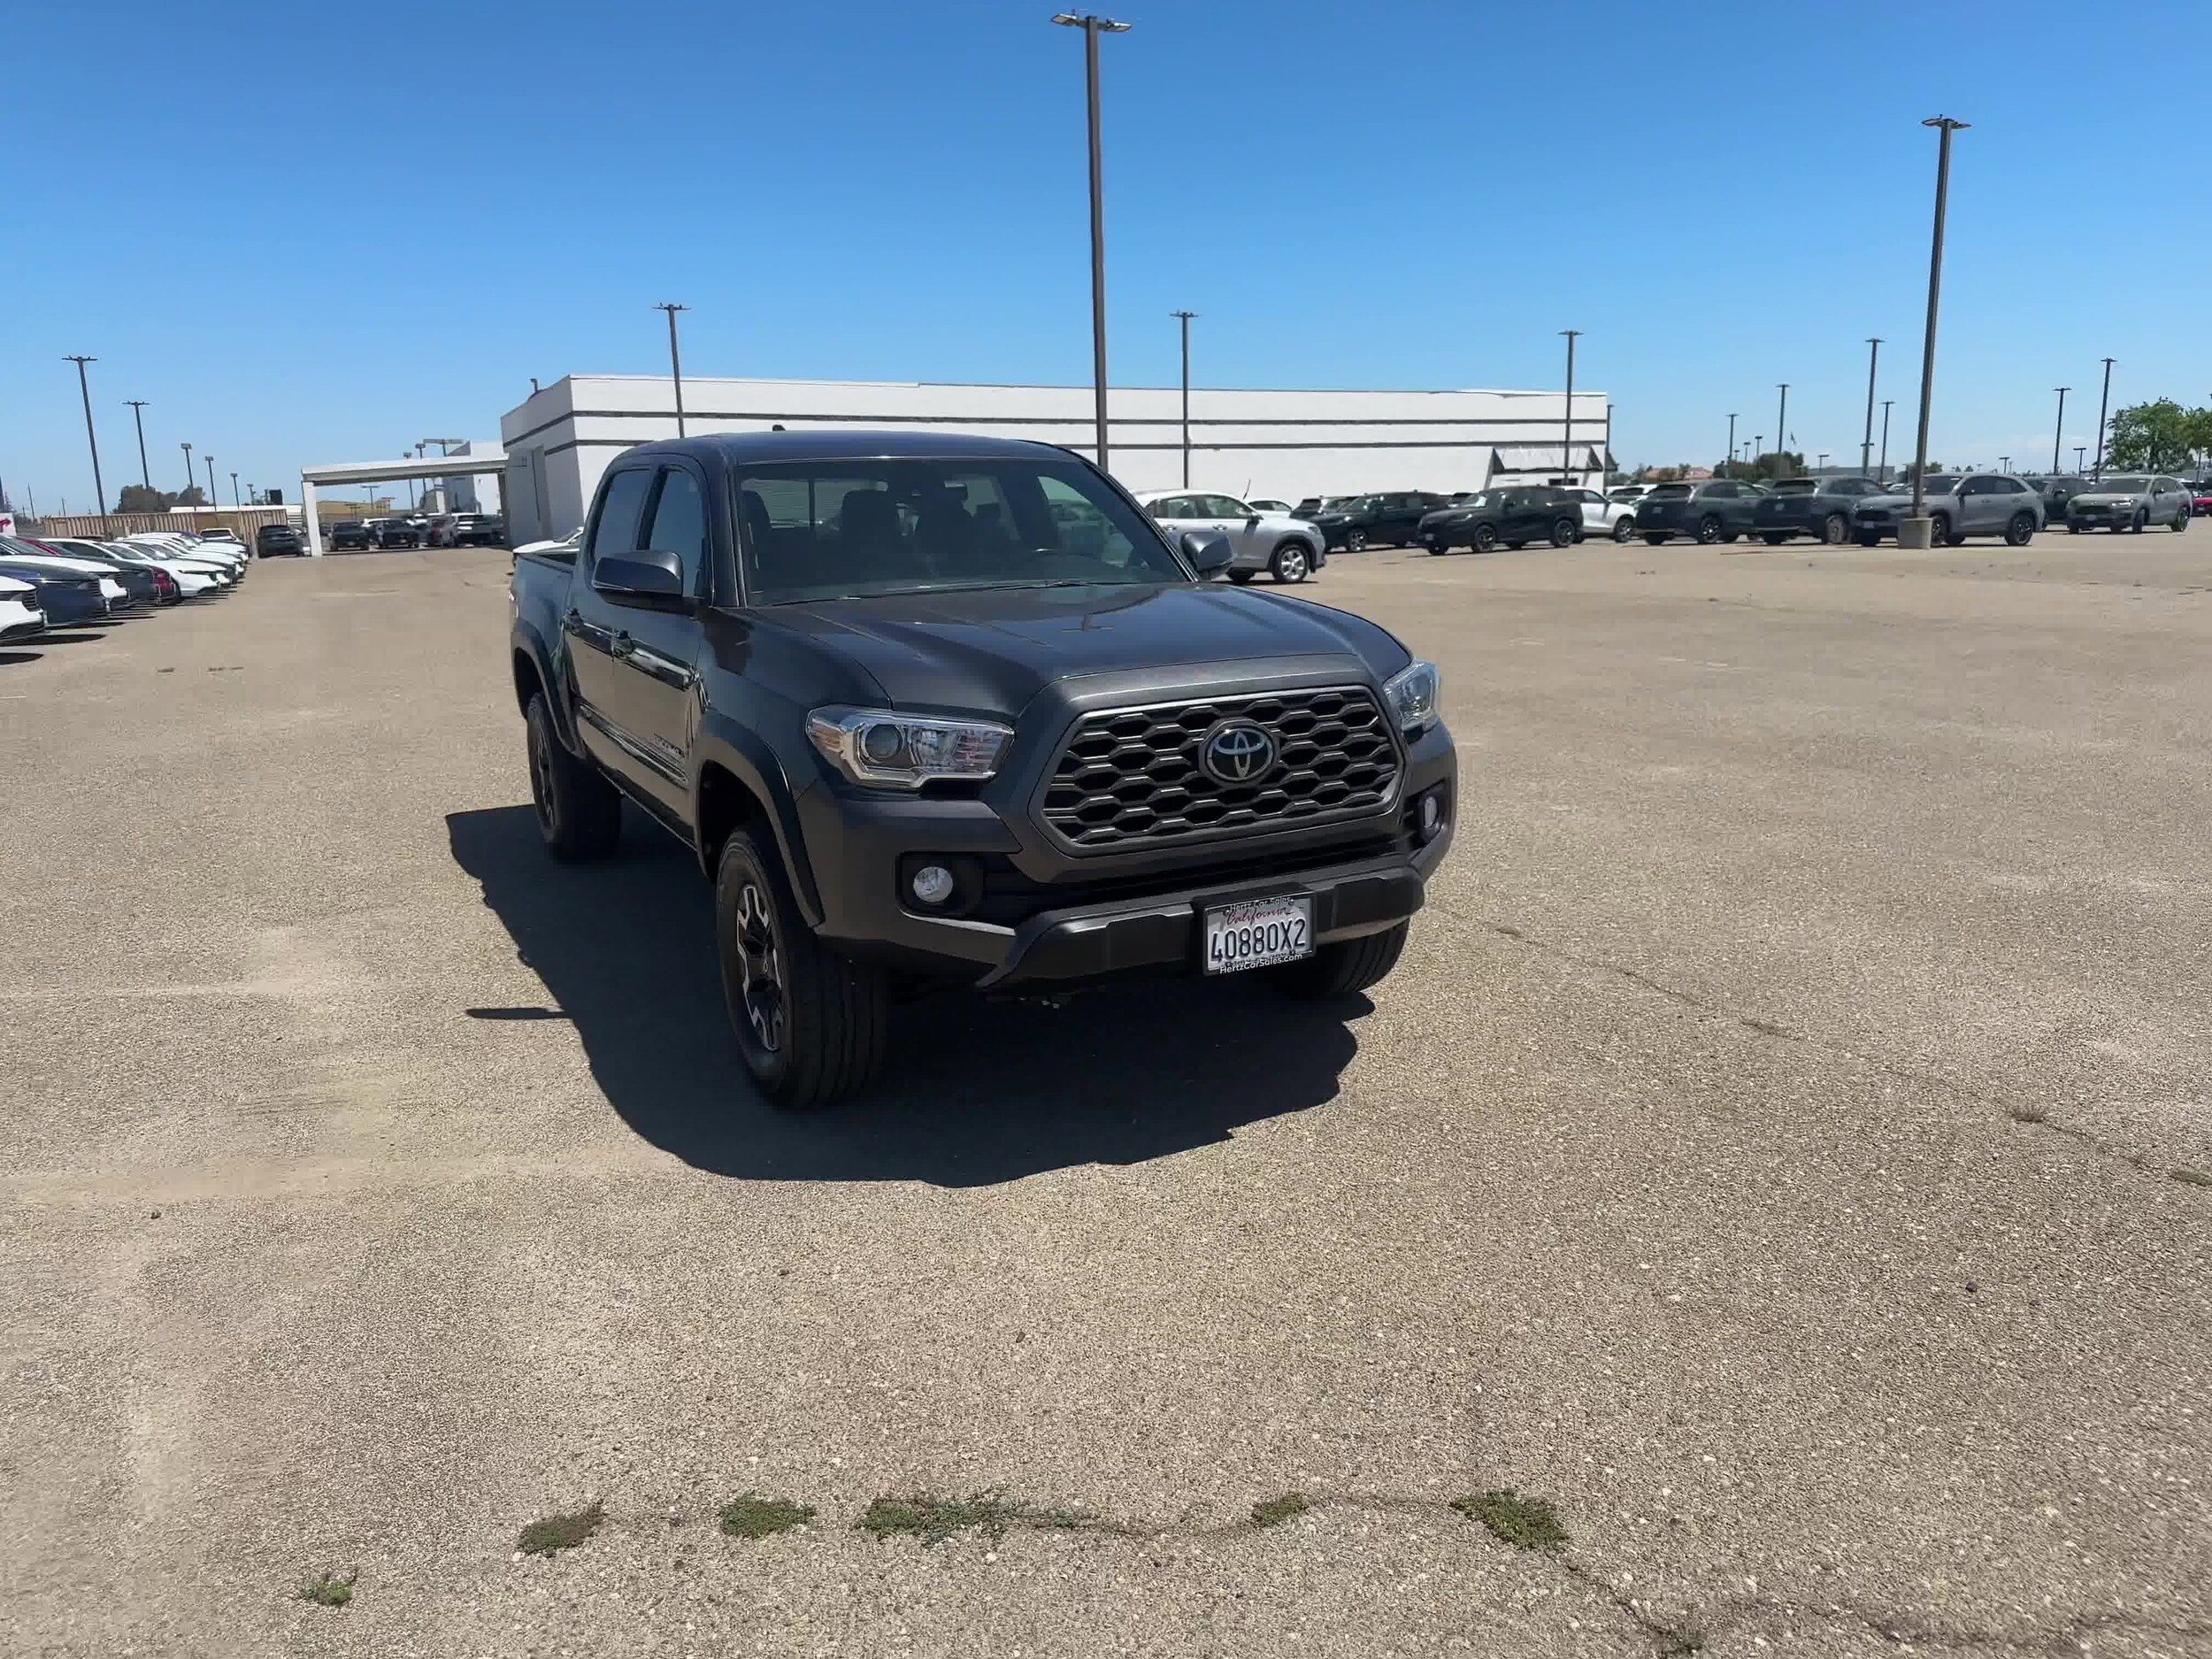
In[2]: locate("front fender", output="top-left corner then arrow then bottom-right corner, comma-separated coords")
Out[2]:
691,716 -> 826,926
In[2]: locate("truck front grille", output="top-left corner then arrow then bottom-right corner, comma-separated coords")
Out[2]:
1041,687 -> 1402,850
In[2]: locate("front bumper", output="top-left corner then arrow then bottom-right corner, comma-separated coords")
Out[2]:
795,714 -> 1456,988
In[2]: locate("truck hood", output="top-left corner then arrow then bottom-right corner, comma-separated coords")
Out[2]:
759,581 -> 1399,718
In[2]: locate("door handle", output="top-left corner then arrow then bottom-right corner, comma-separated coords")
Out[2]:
610,629 -> 634,657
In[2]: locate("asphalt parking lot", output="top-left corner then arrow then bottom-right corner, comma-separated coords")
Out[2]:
5,529 -> 2209,1658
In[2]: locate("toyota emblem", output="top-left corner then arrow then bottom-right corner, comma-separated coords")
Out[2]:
1202,720 -> 1277,785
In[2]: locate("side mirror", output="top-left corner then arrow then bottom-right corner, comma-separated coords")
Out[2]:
593,546 -> 687,603
1245,513 -> 1261,526
1180,530 -> 1234,579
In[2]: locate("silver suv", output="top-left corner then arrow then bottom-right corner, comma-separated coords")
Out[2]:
2063,474 -> 2193,534
1852,473 -> 2044,546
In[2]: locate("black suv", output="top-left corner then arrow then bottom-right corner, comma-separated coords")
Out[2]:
328,519 -> 372,550
1752,476 -> 1885,543
1417,487 -> 1582,553
508,431 -> 1455,1105
1634,480 -> 1763,544
256,522 -> 305,557
375,518 -> 423,549
2019,475 -> 2090,524
1310,491 -> 1451,551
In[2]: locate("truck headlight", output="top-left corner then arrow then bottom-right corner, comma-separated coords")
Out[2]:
806,706 -> 1013,790
1381,660 -> 1440,736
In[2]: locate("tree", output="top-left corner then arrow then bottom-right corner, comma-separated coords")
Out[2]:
173,485 -> 207,507
2103,400 -> 2209,472
116,483 -> 173,512
1717,450 -> 1803,482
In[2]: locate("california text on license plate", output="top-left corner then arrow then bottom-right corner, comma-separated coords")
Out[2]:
1203,895 -> 1315,974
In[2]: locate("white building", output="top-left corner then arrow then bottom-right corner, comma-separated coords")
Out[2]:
498,374 -> 1609,545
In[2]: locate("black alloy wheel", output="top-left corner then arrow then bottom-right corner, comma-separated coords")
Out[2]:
526,693 -> 621,861
730,877 -> 787,1060
1346,529 -> 1368,552
2005,511 -> 2035,547
1696,514 -> 1722,543
1548,517 -> 1578,548
1472,523 -> 1498,553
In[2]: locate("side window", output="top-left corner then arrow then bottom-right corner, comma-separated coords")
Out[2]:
1155,495 -> 1194,520
1207,495 -> 1253,518
1039,473 -> 1140,566
587,469 -> 652,566
640,466 -> 708,591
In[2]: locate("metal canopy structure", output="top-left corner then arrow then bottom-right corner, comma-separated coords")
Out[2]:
297,450 -> 505,556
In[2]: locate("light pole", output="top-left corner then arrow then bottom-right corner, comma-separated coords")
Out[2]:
1880,400 -> 1893,480
1560,329 -> 1581,484
654,302 -> 689,437
1726,413 -> 1738,474
2093,357 -> 2115,480
1817,452 -> 1829,472
1052,12 -> 1131,472
2075,445 -> 2086,472
1902,116 -> 1967,547
1860,338 -> 1882,475
1999,456 -> 2010,473
230,471 -> 240,510
126,399 -> 153,490
1170,309 -> 1196,487
2052,387 -> 2069,474
1774,383 -> 1789,477
180,441 -> 196,503
65,356 -> 107,516
204,455 -> 219,513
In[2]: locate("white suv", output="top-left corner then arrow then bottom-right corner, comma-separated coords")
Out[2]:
1133,490 -> 1329,584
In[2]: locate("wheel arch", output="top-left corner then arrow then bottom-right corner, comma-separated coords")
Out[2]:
692,723 -> 825,926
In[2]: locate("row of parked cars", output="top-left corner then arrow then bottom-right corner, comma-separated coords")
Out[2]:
326,511 -> 505,552
0,528 -> 250,643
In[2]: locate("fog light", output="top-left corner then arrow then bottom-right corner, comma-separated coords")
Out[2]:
1418,791 -> 1444,840
910,864 -> 956,906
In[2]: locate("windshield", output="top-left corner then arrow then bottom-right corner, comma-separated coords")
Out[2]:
734,457 -> 1187,604
2094,476 -> 2151,493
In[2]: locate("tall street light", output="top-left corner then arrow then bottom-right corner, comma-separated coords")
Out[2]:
1774,383 -> 1789,476
2093,357 -> 2115,480
1560,330 -> 1582,485
1880,400 -> 1893,479
65,356 -> 107,516
1860,338 -> 1882,475
1052,12 -> 1131,472
2051,387 -> 2069,474
180,441 -> 196,503
1726,412 -> 1739,472
1902,116 -> 1967,546
1169,310 -> 1197,488
2075,445 -> 2086,472
126,399 -> 153,489
204,454 -> 219,511
654,302 -> 690,437
230,471 -> 241,510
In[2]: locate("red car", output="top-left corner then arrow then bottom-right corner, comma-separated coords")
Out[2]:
2193,485 -> 2212,517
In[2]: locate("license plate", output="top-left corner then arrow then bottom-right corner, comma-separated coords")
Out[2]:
1203,895 -> 1314,974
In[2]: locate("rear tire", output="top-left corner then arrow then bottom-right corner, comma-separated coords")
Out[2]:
714,830 -> 887,1108
1270,922 -> 1409,999
1933,514 -> 1962,546
1346,529 -> 1368,552
1611,518 -> 1635,542
2174,510 -> 2190,533
1271,541 -> 1311,583
1471,523 -> 1498,553
2005,511 -> 2035,547
526,693 -> 621,862
1822,512 -> 1849,545
2131,511 -> 2146,534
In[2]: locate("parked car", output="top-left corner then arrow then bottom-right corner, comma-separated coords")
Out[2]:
1750,476 -> 1886,544
1310,491 -> 1452,551
511,526 -> 583,562
1851,474 -> 2044,546
1564,486 -> 1639,542
35,539 -> 189,603
0,563 -> 106,626
1632,480 -> 1763,544
452,512 -> 506,546
92,541 -> 228,596
509,430 -> 1454,1105
1608,484 -> 1652,506
2018,474 -> 2092,525
375,518 -> 423,549
0,545 -> 130,614
121,533 -> 246,579
2063,474 -> 2193,534
328,519 -> 373,550
1134,490 -> 1329,583
0,572 -> 45,642
257,522 -> 305,557
1291,496 -> 1357,521
1247,498 -> 1294,515
2193,481 -> 2212,517
2,538 -> 152,609
1417,486 -> 1584,553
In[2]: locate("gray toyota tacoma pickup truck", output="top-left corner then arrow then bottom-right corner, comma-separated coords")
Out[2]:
509,430 -> 1455,1104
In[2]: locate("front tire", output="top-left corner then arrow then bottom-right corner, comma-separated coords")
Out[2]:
1696,514 -> 1722,544
2005,511 -> 2035,547
713,831 -> 887,1107
2131,511 -> 2147,534
1271,541 -> 1311,583
1271,922 -> 1409,1000
526,693 -> 621,861
1822,513 -> 1849,545
1856,530 -> 1881,546
1345,529 -> 1368,553
1611,518 -> 1635,542
2174,509 -> 2191,533
1471,523 -> 1498,553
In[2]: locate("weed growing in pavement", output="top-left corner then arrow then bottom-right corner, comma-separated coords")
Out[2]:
718,1494 -> 815,1540
2008,1104 -> 2049,1125
2172,1166 -> 2212,1187
297,1570 -> 356,1608
856,1493 -> 1087,1546
1451,1489 -> 1569,1552
1248,1493 -> 1312,1528
518,1502 -> 604,1555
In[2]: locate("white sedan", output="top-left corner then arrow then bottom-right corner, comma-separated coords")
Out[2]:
0,573 -> 44,641
1567,487 -> 1640,542
1133,490 -> 1329,583
123,533 -> 244,578
0,548 -> 129,611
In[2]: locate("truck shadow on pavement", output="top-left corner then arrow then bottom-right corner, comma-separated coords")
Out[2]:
447,804 -> 1363,1187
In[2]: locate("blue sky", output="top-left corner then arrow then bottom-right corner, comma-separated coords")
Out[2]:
4,0 -> 2205,508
